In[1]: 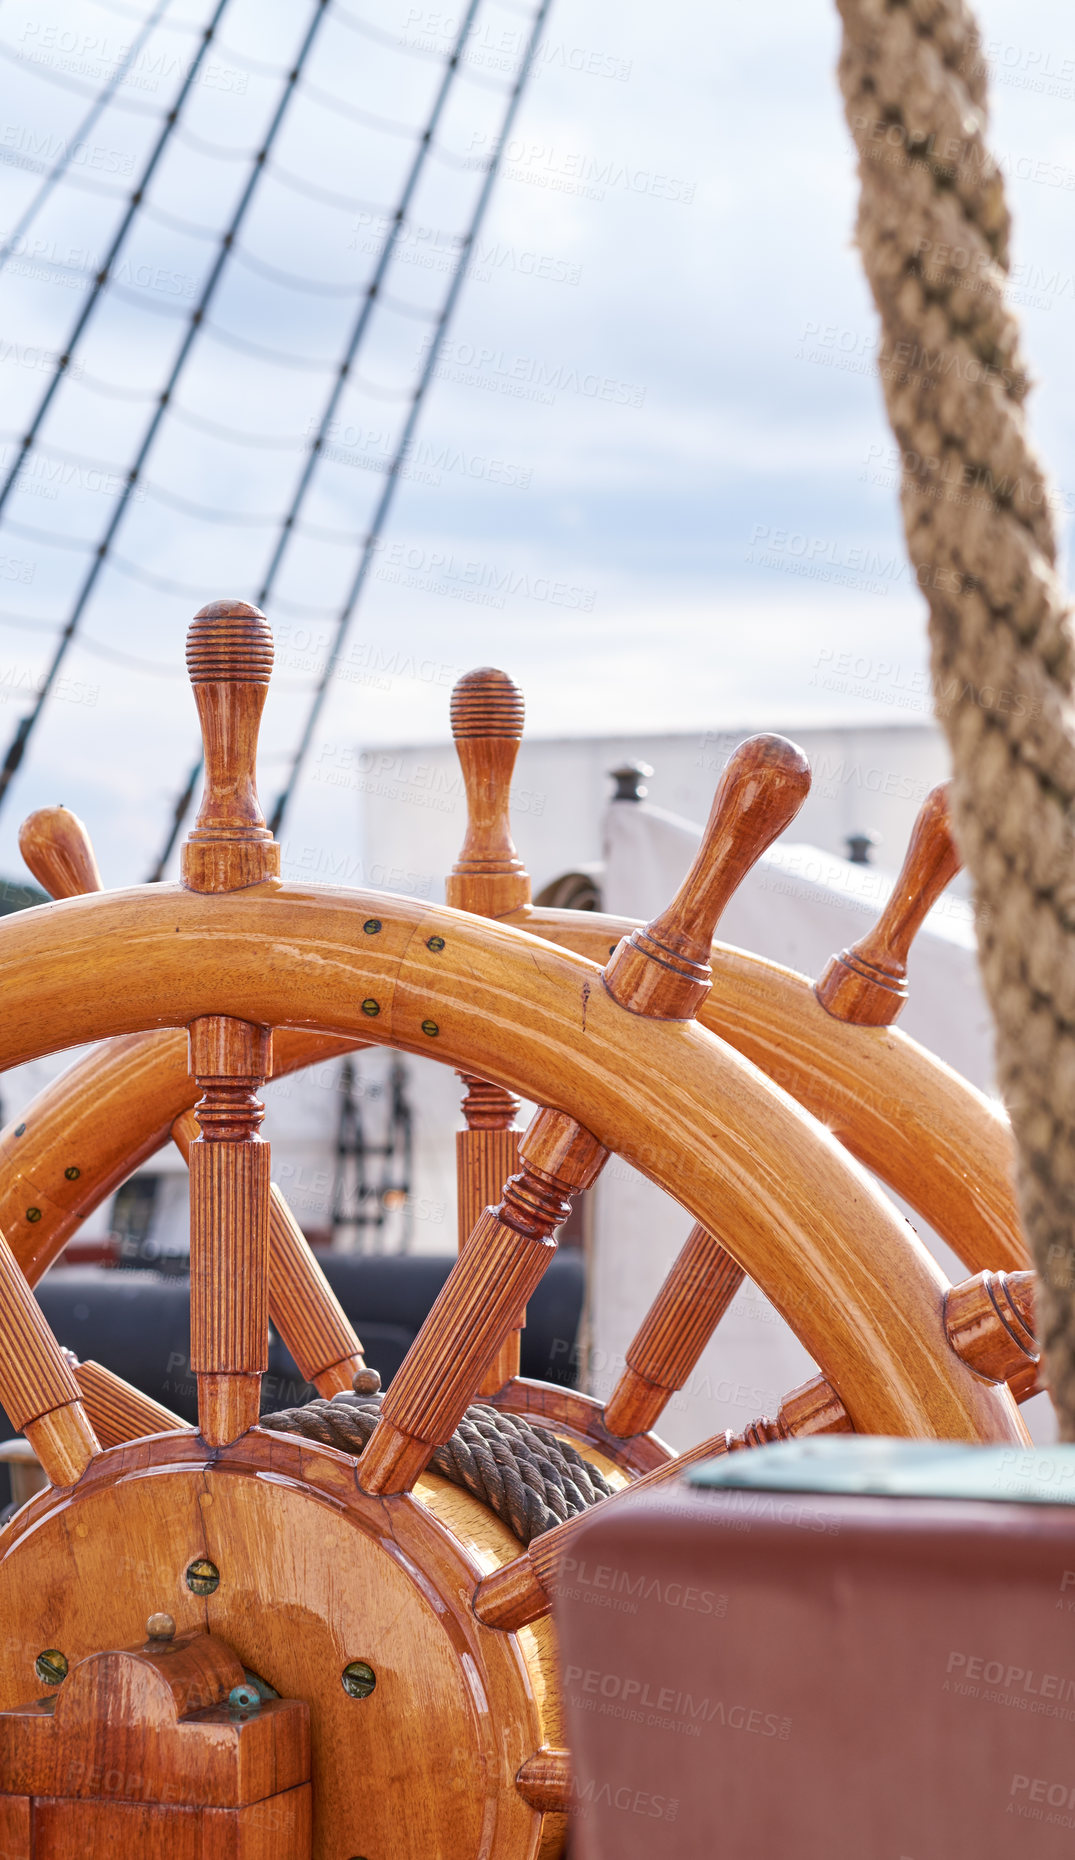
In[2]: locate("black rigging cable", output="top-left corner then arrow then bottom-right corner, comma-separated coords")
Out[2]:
0,0 -> 177,275
145,0 -> 486,877
265,0 -> 554,839
0,0 -> 330,814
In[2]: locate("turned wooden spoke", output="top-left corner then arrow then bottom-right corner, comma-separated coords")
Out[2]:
816,781 -> 960,1025
0,1234 -> 98,1486
598,736 -> 810,1437
20,795 -> 367,1407
603,1223 -> 745,1437
174,1111 -> 366,1399
456,1075 -> 523,1396
447,668 -> 532,1394
18,805 -> 102,900
603,733 -> 811,1019
182,601 -> 278,1447
358,1109 -> 608,1495
445,666 -> 528,918
72,1360 -> 186,1448
476,1263 -> 1042,1635
515,1747 -> 571,1814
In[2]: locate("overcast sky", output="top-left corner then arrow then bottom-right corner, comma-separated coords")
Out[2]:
0,0 -> 1071,885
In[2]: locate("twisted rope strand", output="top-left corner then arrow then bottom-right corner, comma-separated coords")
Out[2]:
836,0 -> 1075,1432
262,1382 -> 615,1545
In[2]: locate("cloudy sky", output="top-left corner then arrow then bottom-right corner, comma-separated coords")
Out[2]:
0,0 -> 1071,884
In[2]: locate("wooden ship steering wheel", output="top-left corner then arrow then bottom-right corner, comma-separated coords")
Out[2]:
0,601 -> 1038,1857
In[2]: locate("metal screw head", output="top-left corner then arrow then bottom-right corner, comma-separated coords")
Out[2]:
229,1682 -> 261,1713
341,1659 -> 376,1699
14,1123 -> 25,1137
363,918 -> 382,935
185,1557 -> 220,1595
35,1649 -> 68,1686
426,935 -> 445,952
146,1613 -> 176,1641
64,1166 -> 81,1180
25,1207 -> 41,1223
421,1020 -> 439,1038
361,998 -> 380,1017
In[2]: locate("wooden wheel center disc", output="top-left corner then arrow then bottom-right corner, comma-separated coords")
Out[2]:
0,1430 -> 564,1860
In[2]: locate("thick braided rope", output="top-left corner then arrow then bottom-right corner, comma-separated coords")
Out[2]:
262,1385 -> 615,1546
836,0 -> 1075,1432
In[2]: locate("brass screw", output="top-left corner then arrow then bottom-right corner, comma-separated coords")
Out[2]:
426,935 -> 445,952
361,998 -> 380,1017
341,1660 -> 376,1699
25,1208 -> 41,1223
64,1166 -> 80,1181
146,1613 -> 176,1640
35,1649 -> 68,1686
363,918 -> 382,935
185,1557 -> 220,1595
421,1020 -> 439,1038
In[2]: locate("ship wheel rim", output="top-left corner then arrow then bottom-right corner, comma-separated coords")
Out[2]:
0,875 -> 1021,1445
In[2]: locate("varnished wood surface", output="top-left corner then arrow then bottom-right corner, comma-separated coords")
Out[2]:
603,1223 -> 745,1437
0,1232 -> 98,1485
0,882 -> 1026,1445
816,782 -> 961,1025
604,734 -> 810,1020
181,602 -> 279,894
188,1016 -> 271,1445
73,1361 -> 186,1447
18,807 -> 102,902
457,1077 -> 523,1396
0,1429 -> 559,1860
945,1269 -> 1038,1387
446,668 -> 529,918
514,905 -> 1025,1275
362,1110 -> 608,1494
0,1027 -> 361,1289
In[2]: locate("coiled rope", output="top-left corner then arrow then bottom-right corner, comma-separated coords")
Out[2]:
836,0 -> 1075,1432
263,1369 -> 615,1545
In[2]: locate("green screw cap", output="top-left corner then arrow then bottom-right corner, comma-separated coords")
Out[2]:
421,1020 -> 439,1038
64,1166 -> 80,1181
426,935 -> 445,952
35,1649 -> 68,1686
25,1208 -> 41,1223
363,918 -> 382,935
342,1659 -> 376,1699
361,998 -> 380,1018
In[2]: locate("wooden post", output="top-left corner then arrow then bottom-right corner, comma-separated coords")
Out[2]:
447,668 -> 530,1391
815,781 -> 960,1025
180,600 -> 278,1446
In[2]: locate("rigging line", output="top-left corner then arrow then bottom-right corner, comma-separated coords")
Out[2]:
105,277 -> 194,316
74,370 -> 166,402
172,121 -> 260,159
0,0 -> 234,530
151,0 -> 483,880
5,164 -> 131,203
165,401 -> 307,448
0,611 -> 59,634
296,77 -> 425,138
200,320 -> 418,394
0,0 -> 177,274
455,60 -> 517,93
0,39 -> 167,116
0,519 -> 97,552
199,320 -> 350,372
267,0 -> 554,841
256,0 -> 483,610
331,4 -> 447,59
139,197 -> 223,238
226,243 -> 368,296
107,552 -> 243,599
138,475 -> 360,540
0,0 -> 332,820
268,158 -> 389,215
428,141 -> 491,170
89,0 -> 202,28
